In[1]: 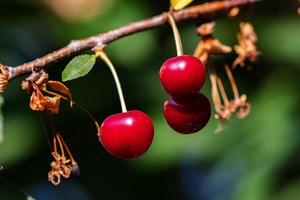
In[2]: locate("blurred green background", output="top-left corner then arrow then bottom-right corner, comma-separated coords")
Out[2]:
0,0 -> 300,199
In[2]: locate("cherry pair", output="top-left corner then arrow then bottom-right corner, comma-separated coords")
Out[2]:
159,55 -> 211,134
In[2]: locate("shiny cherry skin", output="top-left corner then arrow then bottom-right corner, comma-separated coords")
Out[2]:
163,93 -> 211,134
159,55 -> 206,96
99,110 -> 154,159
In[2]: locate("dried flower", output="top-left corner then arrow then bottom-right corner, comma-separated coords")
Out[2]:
232,94 -> 251,119
209,64 -> 251,129
48,133 -> 79,186
224,64 -> 251,118
209,67 -> 232,123
194,22 -> 232,63
21,70 -> 49,92
30,83 -> 61,114
22,71 -> 73,114
0,64 -> 9,92
233,22 -> 260,68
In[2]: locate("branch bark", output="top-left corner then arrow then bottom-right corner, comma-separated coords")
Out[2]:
6,0 -> 259,80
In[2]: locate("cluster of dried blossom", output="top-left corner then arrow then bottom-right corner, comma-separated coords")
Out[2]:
21,70 -> 78,185
21,70 -> 73,114
194,20 -> 259,131
233,22 -> 260,68
48,134 -> 79,185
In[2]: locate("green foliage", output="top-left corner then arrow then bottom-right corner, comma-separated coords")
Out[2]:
0,179 -> 35,200
62,54 -> 96,82
0,96 -> 4,143
259,17 -> 300,66
0,113 -> 41,167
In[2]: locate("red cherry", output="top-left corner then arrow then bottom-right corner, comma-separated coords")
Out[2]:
163,93 -> 211,134
99,110 -> 154,159
159,55 -> 206,96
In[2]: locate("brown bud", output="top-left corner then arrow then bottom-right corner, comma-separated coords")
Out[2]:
228,7 -> 240,17
21,70 -> 49,92
0,64 -> 9,92
196,22 -> 215,37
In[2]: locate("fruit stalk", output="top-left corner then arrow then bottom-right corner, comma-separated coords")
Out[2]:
96,50 -> 127,113
167,12 -> 184,56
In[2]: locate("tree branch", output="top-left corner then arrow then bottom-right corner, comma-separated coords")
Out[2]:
6,0 -> 259,81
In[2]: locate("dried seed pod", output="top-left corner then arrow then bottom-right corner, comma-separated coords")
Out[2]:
48,134 -> 79,186
21,70 -> 49,92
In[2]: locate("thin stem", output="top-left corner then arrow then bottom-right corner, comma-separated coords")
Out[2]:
224,64 -> 239,100
96,50 -> 127,113
207,58 -> 222,108
57,133 -> 77,164
43,88 -> 100,132
56,134 -> 65,158
216,77 -> 230,106
209,72 -> 222,109
39,113 -> 53,151
167,12 -> 184,56
74,103 -> 100,133
45,111 -> 58,138
53,137 -> 57,155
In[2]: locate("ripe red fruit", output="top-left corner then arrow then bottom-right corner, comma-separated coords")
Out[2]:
163,93 -> 211,134
159,55 -> 206,96
99,110 -> 154,159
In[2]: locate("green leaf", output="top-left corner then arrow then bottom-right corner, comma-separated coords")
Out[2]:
62,54 -> 96,82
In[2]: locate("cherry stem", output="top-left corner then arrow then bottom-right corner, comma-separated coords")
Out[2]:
43,89 -> 100,133
224,64 -> 239,100
167,11 -> 184,56
96,50 -> 127,113
73,103 -> 100,133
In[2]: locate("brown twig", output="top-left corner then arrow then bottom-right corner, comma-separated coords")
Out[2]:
6,0 -> 259,81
